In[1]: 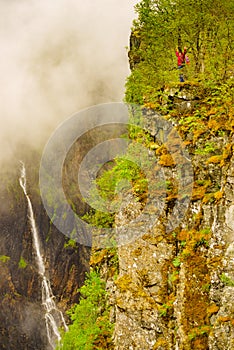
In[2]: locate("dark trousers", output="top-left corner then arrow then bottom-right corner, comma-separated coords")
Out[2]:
178,64 -> 185,82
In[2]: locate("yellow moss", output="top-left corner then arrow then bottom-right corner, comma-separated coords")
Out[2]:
223,143 -> 233,157
192,185 -> 207,201
194,229 -> 211,243
115,274 -> 133,292
207,119 -> 222,131
214,190 -> 224,202
137,269 -> 153,288
90,249 -> 108,266
207,107 -> 218,116
115,274 -> 157,308
207,256 -> 222,268
220,143 -> 233,166
132,247 -> 142,257
155,145 -> 168,156
177,229 -> 190,241
189,325 -> 211,338
181,253 -> 210,348
192,210 -> 203,228
202,192 -> 215,204
158,297 -> 174,317
206,155 -> 223,164
149,142 -> 159,150
177,229 -> 211,257
142,233 -> 165,245
193,127 -> 207,142
193,335 -> 210,350
153,338 -> 169,349
207,303 -> 219,316
144,102 -> 157,109
218,316 -> 231,323
159,154 -> 175,167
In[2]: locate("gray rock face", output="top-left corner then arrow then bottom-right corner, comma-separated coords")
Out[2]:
109,105 -> 234,349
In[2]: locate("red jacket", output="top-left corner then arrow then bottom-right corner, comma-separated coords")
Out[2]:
176,48 -> 186,67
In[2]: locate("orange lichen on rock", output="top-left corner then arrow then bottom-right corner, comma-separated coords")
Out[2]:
207,155 -> 223,164
159,154 -> 176,167
192,184 -> 207,201
207,303 -> 220,317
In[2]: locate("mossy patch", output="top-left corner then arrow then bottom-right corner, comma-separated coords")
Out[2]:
18,257 -> 27,269
115,274 -> 133,292
159,154 -> 176,167
0,255 -> 10,263
153,337 -> 169,349
207,303 -> 219,317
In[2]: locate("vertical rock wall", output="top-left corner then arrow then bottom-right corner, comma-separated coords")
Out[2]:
110,90 -> 234,349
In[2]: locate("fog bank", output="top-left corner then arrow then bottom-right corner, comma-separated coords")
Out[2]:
0,0 -> 137,161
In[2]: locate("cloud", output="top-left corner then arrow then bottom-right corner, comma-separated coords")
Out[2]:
0,0 -> 137,161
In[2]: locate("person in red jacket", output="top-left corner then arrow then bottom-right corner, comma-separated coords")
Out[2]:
176,47 -> 187,82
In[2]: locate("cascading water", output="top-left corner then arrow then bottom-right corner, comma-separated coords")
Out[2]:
19,162 -> 68,349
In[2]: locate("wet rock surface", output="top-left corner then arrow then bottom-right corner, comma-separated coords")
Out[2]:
0,155 -> 90,350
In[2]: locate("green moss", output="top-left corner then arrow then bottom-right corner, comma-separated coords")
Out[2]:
18,256 -> 27,269
188,325 -> 211,341
220,273 -> 234,287
64,239 -> 77,249
168,271 -> 179,284
0,255 -> 10,263
202,283 -> 211,293
172,257 -> 181,268
195,141 -> 217,155
158,298 -> 174,318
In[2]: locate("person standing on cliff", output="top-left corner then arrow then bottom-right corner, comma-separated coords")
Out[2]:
176,47 -> 187,82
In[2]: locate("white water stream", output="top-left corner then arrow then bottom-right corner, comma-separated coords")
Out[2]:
19,162 -> 68,349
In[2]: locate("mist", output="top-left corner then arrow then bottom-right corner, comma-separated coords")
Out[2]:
0,0 -> 138,161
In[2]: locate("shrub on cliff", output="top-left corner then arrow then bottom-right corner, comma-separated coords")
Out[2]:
58,270 -> 113,350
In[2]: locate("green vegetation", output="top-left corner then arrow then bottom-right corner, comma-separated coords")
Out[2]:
158,301 -> 174,317
18,256 -> 27,269
220,273 -> 234,287
58,270 -> 113,350
175,228 -> 211,259
126,0 -> 233,105
0,255 -> 10,263
168,271 -> 179,284
64,239 -> 77,249
188,325 -> 211,341
172,256 -> 181,268
82,210 -> 115,229
194,142 -> 217,155
82,145 -> 149,228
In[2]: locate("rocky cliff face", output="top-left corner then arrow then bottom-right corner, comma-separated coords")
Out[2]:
103,83 -> 234,349
0,151 -> 90,350
1,84 -> 233,350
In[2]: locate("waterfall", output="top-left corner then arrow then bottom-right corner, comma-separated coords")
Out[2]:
19,162 -> 68,349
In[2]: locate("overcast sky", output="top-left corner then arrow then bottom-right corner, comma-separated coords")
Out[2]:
0,0 -> 138,160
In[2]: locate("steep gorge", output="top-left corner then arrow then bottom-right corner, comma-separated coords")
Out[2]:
0,152 -> 90,350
